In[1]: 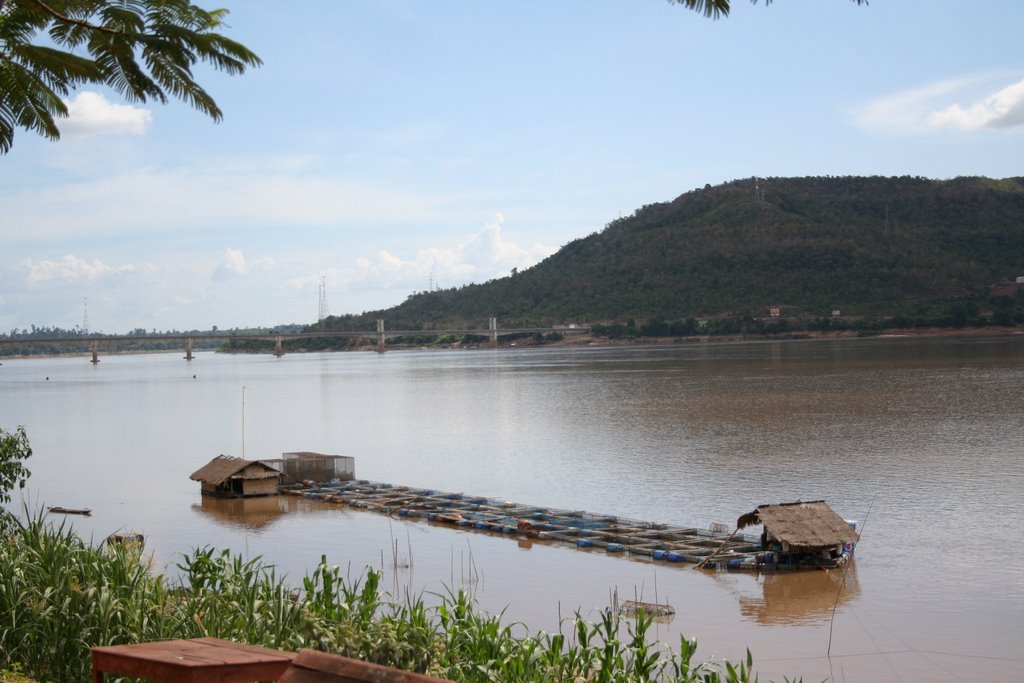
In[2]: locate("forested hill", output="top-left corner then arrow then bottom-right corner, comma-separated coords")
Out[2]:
318,176 -> 1024,331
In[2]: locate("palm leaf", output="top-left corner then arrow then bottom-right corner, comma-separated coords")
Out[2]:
9,44 -> 103,92
667,0 -> 733,19
0,60 -> 67,151
668,0 -> 869,20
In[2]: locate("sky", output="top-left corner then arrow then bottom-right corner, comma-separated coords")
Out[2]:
2,0 -> 1022,334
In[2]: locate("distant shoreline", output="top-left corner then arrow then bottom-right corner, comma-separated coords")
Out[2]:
1,325 -> 1020,362
518,324 -> 1024,350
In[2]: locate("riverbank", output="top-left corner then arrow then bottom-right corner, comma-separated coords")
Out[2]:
519,323 -> 1024,349
0,514 -> 782,683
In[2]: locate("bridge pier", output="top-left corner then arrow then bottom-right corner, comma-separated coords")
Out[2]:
184,337 -> 193,361
274,336 -> 284,357
376,320 -> 386,353
489,317 -> 498,348
90,339 -> 100,364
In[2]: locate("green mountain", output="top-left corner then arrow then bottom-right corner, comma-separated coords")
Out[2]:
316,176 -> 1024,332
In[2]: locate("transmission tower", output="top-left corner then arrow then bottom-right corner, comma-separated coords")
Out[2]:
753,177 -> 766,203
82,298 -> 89,334
317,277 -> 329,321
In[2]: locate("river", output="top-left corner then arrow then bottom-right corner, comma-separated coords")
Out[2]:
1,334 -> 1022,682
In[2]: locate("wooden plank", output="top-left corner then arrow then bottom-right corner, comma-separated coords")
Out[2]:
280,650 -> 451,683
194,636 -> 298,661
92,638 -> 294,683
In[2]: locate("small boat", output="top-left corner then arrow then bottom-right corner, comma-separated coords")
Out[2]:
47,506 -> 92,516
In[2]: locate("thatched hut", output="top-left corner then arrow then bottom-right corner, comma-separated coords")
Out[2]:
737,500 -> 859,567
190,455 -> 282,498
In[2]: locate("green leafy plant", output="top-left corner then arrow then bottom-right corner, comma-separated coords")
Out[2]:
0,514 -> 803,682
0,426 -> 31,504
0,427 -> 31,534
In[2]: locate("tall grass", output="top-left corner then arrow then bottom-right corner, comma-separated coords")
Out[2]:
0,511 -> 794,683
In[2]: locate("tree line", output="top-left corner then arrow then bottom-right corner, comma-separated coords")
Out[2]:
309,176 -> 1024,340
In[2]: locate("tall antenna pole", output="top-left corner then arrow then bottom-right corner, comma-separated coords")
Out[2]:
241,385 -> 247,458
82,298 -> 89,334
317,276 -> 329,321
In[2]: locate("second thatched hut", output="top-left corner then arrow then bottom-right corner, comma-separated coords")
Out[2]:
737,500 -> 859,568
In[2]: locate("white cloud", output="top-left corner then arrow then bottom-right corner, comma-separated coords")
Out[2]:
21,254 -> 137,284
60,91 -> 152,138
221,248 -> 248,276
459,213 -> 542,271
213,248 -> 277,281
289,215 -> 557,295
928,78 -> 1024,131
852,74 -> 1024,135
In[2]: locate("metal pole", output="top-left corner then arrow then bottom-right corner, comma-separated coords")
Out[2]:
241,385 -> 247,458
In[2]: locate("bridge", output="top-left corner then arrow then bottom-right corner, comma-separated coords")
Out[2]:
0,318 -> 590,363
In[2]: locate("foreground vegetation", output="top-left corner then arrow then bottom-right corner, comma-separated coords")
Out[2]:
0,512 -> 794,683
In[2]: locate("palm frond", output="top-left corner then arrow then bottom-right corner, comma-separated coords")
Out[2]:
666,0 -> 733,20
89,31 -> 165,104
668,0 -> 869,20
9,44 -> 102,92
0,113 -> 16,154
0,59 -> 67,148
143,41 -> 221,120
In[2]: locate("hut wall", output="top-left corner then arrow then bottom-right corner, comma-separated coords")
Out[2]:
240,478 -> 279,497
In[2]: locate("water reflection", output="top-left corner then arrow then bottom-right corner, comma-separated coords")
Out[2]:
713,563 -> 860,625
191,495 -> 342,530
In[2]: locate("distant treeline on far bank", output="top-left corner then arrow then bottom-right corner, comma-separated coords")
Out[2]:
5,176 -> 1023,357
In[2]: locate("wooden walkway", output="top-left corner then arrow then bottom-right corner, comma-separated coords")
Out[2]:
281,480 -> 779,570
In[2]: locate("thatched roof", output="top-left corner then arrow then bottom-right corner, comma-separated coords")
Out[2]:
189,455 -> 281,486
736,501 -> 859,549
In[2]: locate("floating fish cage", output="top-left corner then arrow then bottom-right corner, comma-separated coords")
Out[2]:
279,479 -> 809,571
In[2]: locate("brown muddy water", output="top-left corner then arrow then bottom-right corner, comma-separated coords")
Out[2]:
2,335 -> 1022,682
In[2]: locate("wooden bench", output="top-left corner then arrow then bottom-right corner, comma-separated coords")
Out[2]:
91,637 -> 295,683
91,639 -> 451,683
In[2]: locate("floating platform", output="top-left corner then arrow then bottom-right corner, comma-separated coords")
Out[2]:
618,599 -> 676,622
280,480 -> 821,571
47,506 -> 91,516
